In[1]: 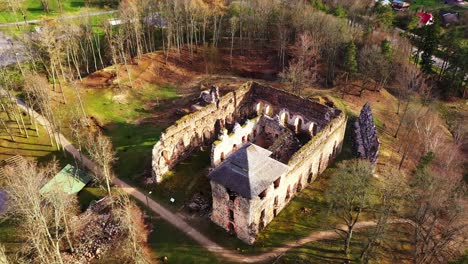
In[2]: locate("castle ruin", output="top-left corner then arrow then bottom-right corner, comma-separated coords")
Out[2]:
151,81 -> 347,244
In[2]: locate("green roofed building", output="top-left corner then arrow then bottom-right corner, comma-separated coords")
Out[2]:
40,164 -> 92,195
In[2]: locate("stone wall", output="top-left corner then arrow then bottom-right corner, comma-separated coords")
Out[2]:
354,103 -> 379,165
152,81 -> 339,182
210,110 -> 346,244
152,81 -> 348,244
152,82 -> 255,182
210,116 -> 261,167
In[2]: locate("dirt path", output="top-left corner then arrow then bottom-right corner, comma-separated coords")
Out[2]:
15,97 -> 408,263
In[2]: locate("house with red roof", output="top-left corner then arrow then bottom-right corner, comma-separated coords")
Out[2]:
416,12 -> 434,27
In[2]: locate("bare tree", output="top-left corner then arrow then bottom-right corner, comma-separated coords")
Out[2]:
280,32 -> 318,95
229,16 -> 239,66
3,158 -> 76,264
325,159 -> 374,256
361,166 -> 409,263
408,165 -> 467,264
85,131 -> 116,197
113,194 -> 151,264
0,243 -> 10,264
414,111 -> 443,155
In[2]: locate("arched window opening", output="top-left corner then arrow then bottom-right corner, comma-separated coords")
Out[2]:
265,105 -> 273,117
307,166 -> 313,183
229,209 -> 234,221
256,102 -> 264,115
274,177 -> 281,189
228,222 -> 236,234
294,117 -> 303,134
280,112 -> 289,126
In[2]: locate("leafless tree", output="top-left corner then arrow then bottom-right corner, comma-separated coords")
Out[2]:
113,194 -> 151,264
325,159 -> 374,256
361,166 -> 409,263
3,158 -> 77,264
408,168 -> 467,264
280,32 -> 318,95
85,131 -> 116,197
0,243 -> 10,264
414,111 -> 443,155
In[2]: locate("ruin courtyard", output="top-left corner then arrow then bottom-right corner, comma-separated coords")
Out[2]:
151,81 -> 347,243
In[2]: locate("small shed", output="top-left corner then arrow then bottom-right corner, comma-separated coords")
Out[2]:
441,12 -> 460,26
391,0 -> 410,10
40,164 -> 92,195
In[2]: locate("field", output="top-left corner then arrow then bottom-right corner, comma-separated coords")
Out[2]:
0,0 -> 110,24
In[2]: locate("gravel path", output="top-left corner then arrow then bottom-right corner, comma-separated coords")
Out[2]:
14,97 -> 410,263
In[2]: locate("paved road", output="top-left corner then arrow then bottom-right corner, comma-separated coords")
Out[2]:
0,10 -> 118,28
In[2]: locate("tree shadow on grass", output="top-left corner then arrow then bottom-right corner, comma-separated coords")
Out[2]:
69,1 -> 85,8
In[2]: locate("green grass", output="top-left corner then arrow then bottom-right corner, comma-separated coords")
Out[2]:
409,0 -> 445,11
278,224 -> 413,263
0,111 -> 74,167
0,0 -> 108,24
78,84 -> 178,182
0,219 -> 23,257
148,218 -> 221,264
148,149 -> 212,207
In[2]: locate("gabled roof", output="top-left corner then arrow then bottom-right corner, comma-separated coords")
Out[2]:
208,143 -> 289,199
40,164 -> 92,195
417,12 -> 433,25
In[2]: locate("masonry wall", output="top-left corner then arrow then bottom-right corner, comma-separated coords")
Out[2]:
152,81 -> 347,244
210,181 -> 254,244
244,112 -> 347,244
210,116 -> 260,167
209,101 -> 347,244
152,82 -> 255,182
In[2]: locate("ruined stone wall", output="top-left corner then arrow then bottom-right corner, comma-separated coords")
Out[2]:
153,81 -> 348,244
251,83 -> 338,133
210,181 -> 254,244
354,103 -> 379,165
244,112 -> 347,244
210,116 -> 261,167
152,82 -> 255,182
210,110 -> 347,244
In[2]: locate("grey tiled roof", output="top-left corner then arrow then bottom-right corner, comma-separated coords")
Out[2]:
208,143 -> 289,199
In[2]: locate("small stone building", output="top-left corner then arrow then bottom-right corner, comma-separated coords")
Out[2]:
151,81 -> 347,244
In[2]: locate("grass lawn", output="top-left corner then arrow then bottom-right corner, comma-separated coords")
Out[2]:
0,0 -> 109,24
0,218 -> 23,257
78,84 -> 178,183
0,111 -> 74,167
147,217 -> 221,264
409,0 -> 447,11
148,148 -> 212,207
277,224 -> 413,264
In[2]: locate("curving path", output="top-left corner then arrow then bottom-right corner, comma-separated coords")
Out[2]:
14,98 -> 409,263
